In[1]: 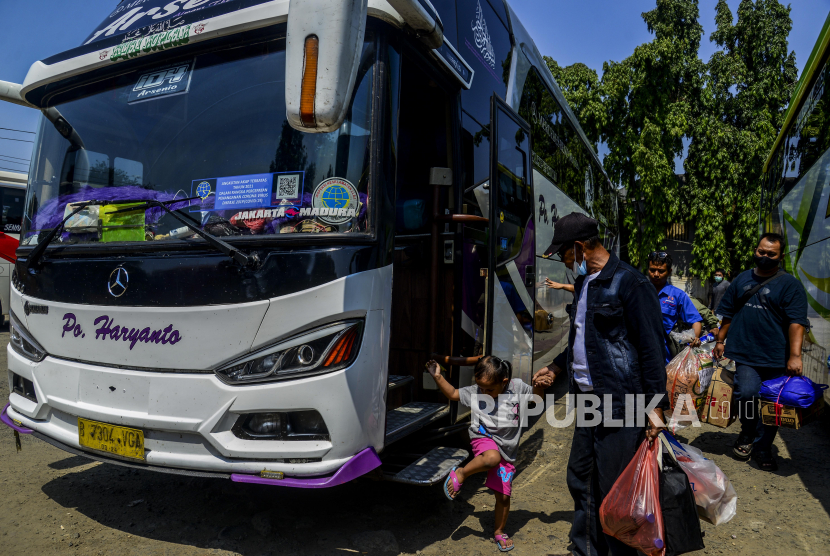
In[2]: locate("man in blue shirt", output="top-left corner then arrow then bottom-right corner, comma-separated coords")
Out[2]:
647,251 -> 703,361
714,233 -> 808,472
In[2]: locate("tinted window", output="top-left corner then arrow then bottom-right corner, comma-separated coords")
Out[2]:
457,0 -> 511,124
0,186 -> 24,234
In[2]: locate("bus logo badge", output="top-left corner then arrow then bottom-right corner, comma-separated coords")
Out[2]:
311,178 -> 360,225
128,63 -> 192,104
23,302 -> 48,316
108,267 -> 129,298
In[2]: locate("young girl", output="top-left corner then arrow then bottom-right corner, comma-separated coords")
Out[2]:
425,356 -> 551,552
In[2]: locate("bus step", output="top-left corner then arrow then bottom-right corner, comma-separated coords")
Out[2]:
385,402 -> 448,444
387,374 -> 414,391
388,447 -> 469,485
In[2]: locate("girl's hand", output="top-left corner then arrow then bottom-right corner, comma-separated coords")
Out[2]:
425,360 -> 441,379
545,278 -> 563,289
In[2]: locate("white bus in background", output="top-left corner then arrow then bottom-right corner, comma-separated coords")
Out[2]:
0,170 -> 25,318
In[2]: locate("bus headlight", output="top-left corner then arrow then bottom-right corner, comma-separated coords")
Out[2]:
215,320 -> 362,385
9,311 -> 47,363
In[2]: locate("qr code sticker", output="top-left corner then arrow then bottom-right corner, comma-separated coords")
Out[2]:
275,174 -> 300,198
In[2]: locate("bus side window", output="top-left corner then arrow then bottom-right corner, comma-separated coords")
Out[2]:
0,186 -> 24,234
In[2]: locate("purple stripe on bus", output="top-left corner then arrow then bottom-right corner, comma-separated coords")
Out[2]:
230,447 -> 381,488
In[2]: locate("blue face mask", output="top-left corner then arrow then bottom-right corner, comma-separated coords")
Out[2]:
714,276 -> 723,283
575,259 -> 588,276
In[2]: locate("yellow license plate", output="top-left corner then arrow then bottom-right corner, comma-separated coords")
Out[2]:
78,418 -> 145,461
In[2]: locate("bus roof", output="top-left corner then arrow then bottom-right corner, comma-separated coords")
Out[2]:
0,170 -> 27,188
763,9 -> 830,173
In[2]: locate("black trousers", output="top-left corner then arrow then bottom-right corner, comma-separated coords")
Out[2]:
567,422 -> 645,556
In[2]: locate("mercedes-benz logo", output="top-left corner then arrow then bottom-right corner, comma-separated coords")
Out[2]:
108,266 -> 129,298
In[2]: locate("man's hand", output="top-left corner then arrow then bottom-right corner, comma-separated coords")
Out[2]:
713,342 -> 725,359
689,337 -> 701,348
425,360 -> 442,379
646,407 -> 666,443
786,355 -> 803,376
533,367 -> 555,388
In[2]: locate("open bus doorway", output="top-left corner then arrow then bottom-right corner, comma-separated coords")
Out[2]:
387,51 -> 455,433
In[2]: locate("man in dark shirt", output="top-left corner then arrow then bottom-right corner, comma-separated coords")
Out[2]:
535,213 -> 667,556
709,268 -> 730,313
714,233 -> 808,471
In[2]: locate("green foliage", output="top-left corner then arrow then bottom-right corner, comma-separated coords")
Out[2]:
685,0 -> 797,277
544,58 -> 605,147
600,0 -> 705,268
542,0 -> 796,276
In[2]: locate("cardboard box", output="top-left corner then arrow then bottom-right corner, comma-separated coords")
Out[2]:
760,398 -> 826,429
700,367 -> 736,428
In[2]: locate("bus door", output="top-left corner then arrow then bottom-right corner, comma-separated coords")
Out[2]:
486,95 -> 535,384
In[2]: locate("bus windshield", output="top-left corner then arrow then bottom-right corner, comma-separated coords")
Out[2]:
22,34 -> 375,247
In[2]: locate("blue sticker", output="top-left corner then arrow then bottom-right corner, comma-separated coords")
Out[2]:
190,171 -> 303,211
195,179 -> 213,199
500,237 -> 508,251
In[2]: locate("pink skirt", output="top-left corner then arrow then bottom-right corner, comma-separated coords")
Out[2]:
470,437 -> 516,496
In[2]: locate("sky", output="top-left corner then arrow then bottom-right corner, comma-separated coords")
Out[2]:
0,0 -> 828,175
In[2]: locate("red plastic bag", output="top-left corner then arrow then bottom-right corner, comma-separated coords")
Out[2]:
599,440 -> 665,555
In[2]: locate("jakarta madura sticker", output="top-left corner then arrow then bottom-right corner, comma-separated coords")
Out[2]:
312,178 -> 359,225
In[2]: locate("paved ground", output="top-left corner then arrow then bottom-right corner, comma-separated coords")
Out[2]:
2,325 -> 830,555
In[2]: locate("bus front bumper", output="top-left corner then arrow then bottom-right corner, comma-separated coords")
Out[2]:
4,346 -> 386,485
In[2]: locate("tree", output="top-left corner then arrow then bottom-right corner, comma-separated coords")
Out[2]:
601,0 -> 705,267
685,0 -> 797,277
544,58 -> 605,148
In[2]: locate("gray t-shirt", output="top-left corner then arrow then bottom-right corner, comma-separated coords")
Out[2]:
458,378 -> 534,463
711,280 -> 731,312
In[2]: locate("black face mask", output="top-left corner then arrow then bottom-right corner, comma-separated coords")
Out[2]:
753,254 -> 780,271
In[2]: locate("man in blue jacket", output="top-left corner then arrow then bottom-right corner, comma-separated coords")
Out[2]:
536,213 -> 668,556
647,251 -> 703,361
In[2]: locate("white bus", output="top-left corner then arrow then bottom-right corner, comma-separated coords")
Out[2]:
0,170 -> 26,318
1,0 -> 617,487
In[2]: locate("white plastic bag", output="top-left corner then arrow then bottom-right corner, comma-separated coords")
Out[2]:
670,328 -> 697,345
661,434 -> 737,525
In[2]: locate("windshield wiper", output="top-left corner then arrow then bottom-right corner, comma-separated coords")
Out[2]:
107,199 -> 260,270
24,197 -> 259,271
25,199 -> 103,271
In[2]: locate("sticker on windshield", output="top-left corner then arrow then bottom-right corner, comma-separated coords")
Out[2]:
128,62 -> 193,103
311,178 -> 359,225
190,171 -> 304,211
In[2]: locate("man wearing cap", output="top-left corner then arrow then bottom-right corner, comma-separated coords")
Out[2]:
535,213 -> 668,556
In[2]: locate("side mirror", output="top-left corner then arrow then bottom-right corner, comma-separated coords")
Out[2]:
0,80 -> 35,109
285,0 -> 369,133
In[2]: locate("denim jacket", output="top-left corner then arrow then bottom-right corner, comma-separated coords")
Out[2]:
566,253 -> 669,418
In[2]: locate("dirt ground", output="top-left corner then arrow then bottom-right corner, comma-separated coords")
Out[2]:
3,325 -> 830,556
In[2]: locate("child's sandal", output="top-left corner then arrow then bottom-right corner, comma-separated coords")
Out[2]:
494,534 -> 514,552
443,466 -> 463,501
